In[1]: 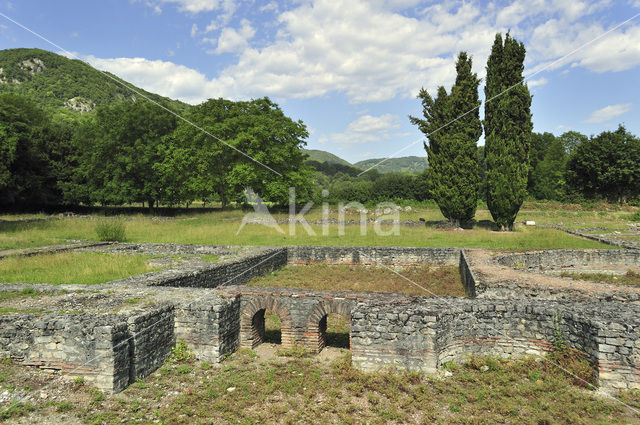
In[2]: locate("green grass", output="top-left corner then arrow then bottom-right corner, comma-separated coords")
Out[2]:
0,252 -> 163,285
0,210 -> 614,251
1,351 -> 637,424
0,287 -> 44,301
247,263 -> 466,296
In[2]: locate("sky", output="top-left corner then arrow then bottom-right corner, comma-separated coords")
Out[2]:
1,0 -> 639,164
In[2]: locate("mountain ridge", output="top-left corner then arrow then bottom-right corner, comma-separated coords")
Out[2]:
0,48 -> 189,119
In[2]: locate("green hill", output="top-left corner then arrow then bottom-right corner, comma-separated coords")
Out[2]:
354,156 -> 428,174
302,149 -> 352,166
0,48 -> 189,119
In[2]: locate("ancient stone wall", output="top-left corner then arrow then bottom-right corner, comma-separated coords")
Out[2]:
174,294 -> 241,362
287,246 -> 460,265
151,248 -> 287,288
350,297 -> 640,392
126,305 -> 175,382
0,306 -> 176,393
3,245 -> 640,394
495,249 -> 640,272
0,313 -> 131,392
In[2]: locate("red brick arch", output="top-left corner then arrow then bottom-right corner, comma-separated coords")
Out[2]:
240,297 -> 294,348
305,300 -> 352,352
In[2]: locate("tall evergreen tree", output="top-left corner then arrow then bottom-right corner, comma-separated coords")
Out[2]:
483,33 -> 533,230
410,52 -> 482,226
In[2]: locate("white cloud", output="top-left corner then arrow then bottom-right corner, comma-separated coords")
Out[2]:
198,0 -> 491,103
205,20 -> 219,32
528,77 -> 548,87
585,103 -> 632,123
259,2 -> 278,13
85,56 -> 217,104
144,0 -> 228,14
320,114 -> 400,145
572,26 -> 640,73
190,23 -> 198,38
90,0 -> 640,107
210,19 -> 255,54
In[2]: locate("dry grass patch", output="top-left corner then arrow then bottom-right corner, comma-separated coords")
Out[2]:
246,263 -> 466,297
1,351 -> 638,424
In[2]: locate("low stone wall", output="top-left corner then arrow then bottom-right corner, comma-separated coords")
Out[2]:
0,313 -> 130,392
151,248 -> 287,288
459,249 -> 476,297
350,297 -> 640,392
286,246 -> 460,265
126,305 -> 175,382
169,285 -> 640,392
5,244 -> 640,395
495,249 -> 640,272
174,294 -> 241,362
351,301 -> 438,373
0,306 -> 176,393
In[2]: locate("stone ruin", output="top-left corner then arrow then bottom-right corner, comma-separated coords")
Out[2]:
1,243 -> 640,394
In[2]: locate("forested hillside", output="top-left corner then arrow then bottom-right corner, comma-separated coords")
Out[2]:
302,149 -> 352,166
0,48 -> 189,120
354,156 -> 428,174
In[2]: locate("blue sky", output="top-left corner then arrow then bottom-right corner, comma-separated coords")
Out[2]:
1,0 -> 639,164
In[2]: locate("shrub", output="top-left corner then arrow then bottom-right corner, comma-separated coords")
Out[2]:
95,219 -> 126,242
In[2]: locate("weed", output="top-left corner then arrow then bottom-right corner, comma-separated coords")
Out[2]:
169,339 -> 195,364
95,219 -> 126,242
176,364 -> 193,374
0,402 -> 36,420
276,344 -> 311,358
56,401 -> 73,412
547,347 -> 597,389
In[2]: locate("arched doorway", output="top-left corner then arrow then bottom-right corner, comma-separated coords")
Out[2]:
306,300 -> 352,352
241,298 -> 293,349
321,313 -> 350,349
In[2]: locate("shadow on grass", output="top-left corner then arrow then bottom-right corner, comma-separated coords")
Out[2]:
0,219 -> 51,234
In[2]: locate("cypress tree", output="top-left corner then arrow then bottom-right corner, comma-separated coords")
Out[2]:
410,52 -> 482,227
484,33 -> 533,230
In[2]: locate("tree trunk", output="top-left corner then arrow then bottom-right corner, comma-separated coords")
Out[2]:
220,190 -> 227,210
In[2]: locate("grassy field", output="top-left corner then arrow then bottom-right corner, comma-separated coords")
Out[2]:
0,252 -> 162,285
1,202 -> 630,251
1,348 -> 638,424
247,263 -> 465,297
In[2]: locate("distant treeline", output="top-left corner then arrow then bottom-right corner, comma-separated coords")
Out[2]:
1,91 -> 639,211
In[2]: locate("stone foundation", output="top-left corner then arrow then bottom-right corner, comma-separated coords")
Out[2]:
2,245 -> 640,394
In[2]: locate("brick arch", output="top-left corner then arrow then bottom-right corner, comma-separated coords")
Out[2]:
305,300 -> 352,352
240,297 -> 294,348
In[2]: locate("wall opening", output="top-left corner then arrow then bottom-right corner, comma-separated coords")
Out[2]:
251,308 -> 282,347
320,313 -> 350,350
